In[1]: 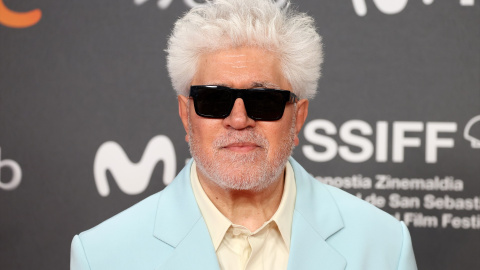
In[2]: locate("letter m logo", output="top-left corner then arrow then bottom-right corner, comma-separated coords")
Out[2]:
93,135 -> 176,197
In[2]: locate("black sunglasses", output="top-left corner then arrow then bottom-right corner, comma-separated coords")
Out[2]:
189,85 -> 299,121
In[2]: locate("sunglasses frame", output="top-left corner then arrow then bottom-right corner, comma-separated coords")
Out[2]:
189,85 -> 299,121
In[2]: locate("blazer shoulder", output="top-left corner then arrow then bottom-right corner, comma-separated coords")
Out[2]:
289,158 -> 416,269
323,184 -> 415,269
73,192 -> 174,269
78,160 -> 194,240
79,192 -> 162,239
290,157 -> 400,230
324,184 -> 400,228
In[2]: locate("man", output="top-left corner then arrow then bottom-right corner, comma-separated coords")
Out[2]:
71,0 -> 418,269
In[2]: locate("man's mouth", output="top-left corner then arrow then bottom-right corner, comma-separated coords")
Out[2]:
222,142 -> 260,153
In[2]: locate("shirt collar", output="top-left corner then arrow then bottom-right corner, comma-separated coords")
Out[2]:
190,162 -> 232,250
270,161 -> 296,250
190,161 -> 296,251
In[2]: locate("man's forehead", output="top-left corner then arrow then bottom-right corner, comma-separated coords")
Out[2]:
192,47 -> 290,91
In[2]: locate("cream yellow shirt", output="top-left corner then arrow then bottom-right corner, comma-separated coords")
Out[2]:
190,161 -> 296,270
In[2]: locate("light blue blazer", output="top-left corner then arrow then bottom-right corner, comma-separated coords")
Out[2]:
71,158 -> 417,270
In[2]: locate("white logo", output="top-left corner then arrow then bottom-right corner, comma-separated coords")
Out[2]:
464,115 -> 480,148
133,0 -> 475,15
0,147 -> 22,191
302,119 -> 457,163
352,0 -> 475,16
460,0 -> 475,6
133,0 -> 288,10
94,135 -> 176,197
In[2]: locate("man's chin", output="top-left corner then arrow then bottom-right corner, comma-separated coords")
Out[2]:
213,176 -> 274,192
214,151 -> 266,166
200,163 -> 282,192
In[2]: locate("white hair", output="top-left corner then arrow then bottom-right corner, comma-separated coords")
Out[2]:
166,0 -> 323,99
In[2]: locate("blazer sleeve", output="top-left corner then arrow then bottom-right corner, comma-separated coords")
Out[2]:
71,235 -> 91,270
397,222 -> 418,270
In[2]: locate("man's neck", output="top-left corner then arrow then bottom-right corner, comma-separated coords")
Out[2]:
196,169 -> 285,232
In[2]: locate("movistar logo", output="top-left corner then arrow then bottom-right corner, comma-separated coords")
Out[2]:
93,135 -> 176,197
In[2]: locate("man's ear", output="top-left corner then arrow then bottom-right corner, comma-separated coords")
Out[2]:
294,99 -> 309,146
178,95 -> 190,142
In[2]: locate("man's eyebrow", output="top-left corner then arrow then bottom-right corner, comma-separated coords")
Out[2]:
201,82 -> 281,89
201,82 -> 229,87
250,82 -> 280,89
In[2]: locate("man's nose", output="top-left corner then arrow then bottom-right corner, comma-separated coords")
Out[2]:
223,98 -> 256,129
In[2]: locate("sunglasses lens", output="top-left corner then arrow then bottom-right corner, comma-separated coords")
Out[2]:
190,86 -> 292,120
193,87 -> 232,118
243,91 -> 286,120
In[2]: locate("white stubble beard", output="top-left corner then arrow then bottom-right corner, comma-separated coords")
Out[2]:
187,106 -> 296,192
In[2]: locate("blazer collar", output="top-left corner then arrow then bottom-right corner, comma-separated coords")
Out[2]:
153,160 -> 220,270
153,159 -> 200,246
288,157 -> 347,270
289,157 -> 345,240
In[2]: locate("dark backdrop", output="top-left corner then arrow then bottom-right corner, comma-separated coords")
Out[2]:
1,0 -> 479,269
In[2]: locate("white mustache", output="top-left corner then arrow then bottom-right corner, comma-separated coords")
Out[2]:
213,129 -> 268,149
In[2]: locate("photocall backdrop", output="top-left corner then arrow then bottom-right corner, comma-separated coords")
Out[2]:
0,0 -> 479,269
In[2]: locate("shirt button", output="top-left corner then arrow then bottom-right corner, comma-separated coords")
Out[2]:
232,228 -> 241,236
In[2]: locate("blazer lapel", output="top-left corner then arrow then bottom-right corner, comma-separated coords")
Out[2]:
287,211 -> 346,270
287,158 -> 347,270
156,217 -> 220,270
153,160 -> 220,270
